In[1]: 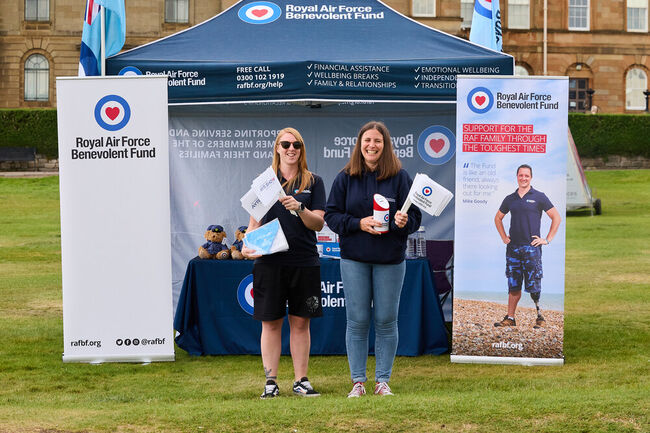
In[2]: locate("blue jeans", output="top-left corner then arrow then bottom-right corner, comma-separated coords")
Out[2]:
340,258 -> 406,383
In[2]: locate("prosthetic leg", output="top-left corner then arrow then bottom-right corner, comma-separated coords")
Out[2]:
531,292 -> 545,328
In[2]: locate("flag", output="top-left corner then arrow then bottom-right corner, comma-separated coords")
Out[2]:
469,0 -> 502,51
78,0 -> 125,76
402,173 -> 454,217
240,188 -> 274,223
244,166 -> 298,219
79,0 -> 101,76
96,0 -> 126,59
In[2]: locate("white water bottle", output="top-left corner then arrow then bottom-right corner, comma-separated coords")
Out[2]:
415,226 -> 427,258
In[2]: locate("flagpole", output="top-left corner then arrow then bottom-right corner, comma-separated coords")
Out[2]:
544,0 -> 548,75
101,6 -> 106,76
400,198 -> 412,214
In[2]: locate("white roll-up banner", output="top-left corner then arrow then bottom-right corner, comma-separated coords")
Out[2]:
452,76 -> 568,366
57,76 -> 174,363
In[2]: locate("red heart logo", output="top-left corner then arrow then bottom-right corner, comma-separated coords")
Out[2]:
251,8 -> 267,17
475,96 -> 486,106
429,139 -> 445,153
105,107 -> 120,120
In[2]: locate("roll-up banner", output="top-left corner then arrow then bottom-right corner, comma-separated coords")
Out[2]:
57,76 -> 174,363
452,76 -> 568,366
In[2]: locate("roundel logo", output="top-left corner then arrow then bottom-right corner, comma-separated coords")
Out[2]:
94,95 -> 131,131
422,186 -> 433,196
238,1 -> 281,24
384,213 -> 389,222
417,125 -> 456,166
467,87 -> 494,114
118,66 -> 142,76
237,274 -> 255,315
475,0 -> 493,18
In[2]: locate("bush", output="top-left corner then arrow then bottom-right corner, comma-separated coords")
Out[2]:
0,109 -> 58,158
569,113 -> 650,158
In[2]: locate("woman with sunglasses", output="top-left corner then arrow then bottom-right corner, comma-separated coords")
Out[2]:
242,127 -> 326,399
324,121 -> 421,397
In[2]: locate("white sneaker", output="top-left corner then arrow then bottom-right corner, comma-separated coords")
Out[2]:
347,382 -> 366,398
374,382 -> 394,396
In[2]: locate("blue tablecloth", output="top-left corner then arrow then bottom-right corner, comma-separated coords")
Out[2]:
174,257 -> 448,356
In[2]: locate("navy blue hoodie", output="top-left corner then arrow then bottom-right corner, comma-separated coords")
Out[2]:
325,169 -> 421,264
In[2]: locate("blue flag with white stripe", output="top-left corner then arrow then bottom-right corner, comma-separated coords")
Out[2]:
78,0 -> 125,76
469,0 -> 502,52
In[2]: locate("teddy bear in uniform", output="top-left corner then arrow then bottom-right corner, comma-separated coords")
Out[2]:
198,225 -> 231,260
230,225 -> 248,260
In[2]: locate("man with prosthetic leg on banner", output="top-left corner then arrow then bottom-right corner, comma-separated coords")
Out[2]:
494,164 -> 561,329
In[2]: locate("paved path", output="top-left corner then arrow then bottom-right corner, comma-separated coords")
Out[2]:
0,171 -> 58,178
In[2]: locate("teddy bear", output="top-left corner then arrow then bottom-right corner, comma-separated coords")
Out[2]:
230,225 -> 248,260
198,225 -> 231,260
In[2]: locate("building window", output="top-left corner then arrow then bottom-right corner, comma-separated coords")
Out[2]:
24,54 -> 49,101
413,0 -> 436,17
569,0 -> 589,30
626,68 -> 648,110
461,0 -> 474,28
508,0 -> 530,29
165,0 -> 189,23
25,0 -> 49,21
515,65 -> 530,76
568,78 -> 589,111
628,0 -> 648,32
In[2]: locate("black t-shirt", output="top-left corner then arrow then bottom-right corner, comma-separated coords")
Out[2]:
255,173 -> 326,267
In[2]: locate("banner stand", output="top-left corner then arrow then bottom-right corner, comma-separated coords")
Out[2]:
452,76 -> 568,366
57,76 -> 174,363
451,355 -> 564,366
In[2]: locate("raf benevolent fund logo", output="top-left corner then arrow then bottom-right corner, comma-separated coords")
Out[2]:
237,274 -> 255,315
238,2 -> 282,24
94,95 -> 131,131
118,66 -> 143,76
417,125 -> 456,165
467,87 -> 494,114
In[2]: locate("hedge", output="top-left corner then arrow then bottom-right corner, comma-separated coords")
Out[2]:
1,109 -> 649,160
0,109 -> 58,158
568,113 -> 650,158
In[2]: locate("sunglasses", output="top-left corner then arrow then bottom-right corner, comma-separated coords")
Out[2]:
279,141 -> 303,150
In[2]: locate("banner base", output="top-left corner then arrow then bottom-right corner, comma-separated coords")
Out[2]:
450,355 -> 564,366
62,353 -> 175,364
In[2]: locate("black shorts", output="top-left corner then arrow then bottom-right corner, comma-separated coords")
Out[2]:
252,263 -> 323,321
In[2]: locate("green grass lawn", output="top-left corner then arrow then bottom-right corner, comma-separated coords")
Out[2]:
0,171 -> 648,433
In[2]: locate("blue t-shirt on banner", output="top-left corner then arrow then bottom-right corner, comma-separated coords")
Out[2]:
499,187 -> 554,246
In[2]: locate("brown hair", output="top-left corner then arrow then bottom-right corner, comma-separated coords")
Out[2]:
271,127 -> 314,194
517,164 -> 533,177
343,121 -> 401,180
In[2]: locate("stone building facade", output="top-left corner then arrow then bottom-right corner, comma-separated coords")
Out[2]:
1,0 -> 649,113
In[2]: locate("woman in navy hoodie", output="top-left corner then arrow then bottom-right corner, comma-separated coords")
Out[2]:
325,121 -> 421,397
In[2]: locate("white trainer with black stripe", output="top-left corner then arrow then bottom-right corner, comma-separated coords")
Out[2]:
293,377 -> 320,397
260,380 -> 279,399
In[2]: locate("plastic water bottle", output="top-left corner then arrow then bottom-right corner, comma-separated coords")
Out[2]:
415,226 -> 427,258
406,234 -> 416,259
